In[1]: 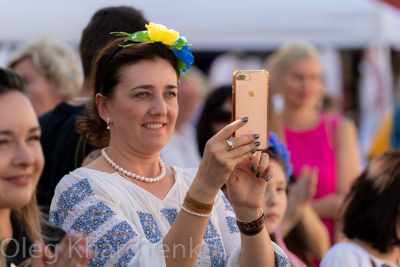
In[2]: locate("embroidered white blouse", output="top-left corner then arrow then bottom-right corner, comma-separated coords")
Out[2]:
50,166 -> 290,266
321,242 -> 400,267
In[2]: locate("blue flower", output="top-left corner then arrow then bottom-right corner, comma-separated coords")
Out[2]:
268,132 -> 293,179
173,37 -> 194,72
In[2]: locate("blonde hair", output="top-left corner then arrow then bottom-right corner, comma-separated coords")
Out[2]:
0,195 -> 44,267
270,41 -> 321,77
8,38 -> 83,101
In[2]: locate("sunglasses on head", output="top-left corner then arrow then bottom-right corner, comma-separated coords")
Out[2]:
212,109 -> 232,123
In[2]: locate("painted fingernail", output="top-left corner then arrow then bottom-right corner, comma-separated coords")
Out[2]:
254,141 -> 260,147
251,149 -> 256,154
251,163 -> 257,171
256,171 -> 262,178
253,134 -> 260,139
265,175 -> 271,182
242,117 -> 248,122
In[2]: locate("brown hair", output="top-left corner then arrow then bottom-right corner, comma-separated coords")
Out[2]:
76,38 -> 178,147
79,6 -> 148,79
343,150 -> 400,253
0,68 -> 26,94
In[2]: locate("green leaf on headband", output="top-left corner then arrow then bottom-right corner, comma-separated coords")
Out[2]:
173,38 -> 187,50
175,57 -> 187,72
124,31 -> 150,43
110,32 -> 131,37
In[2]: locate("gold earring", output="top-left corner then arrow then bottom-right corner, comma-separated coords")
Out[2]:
107,118 -> 110,130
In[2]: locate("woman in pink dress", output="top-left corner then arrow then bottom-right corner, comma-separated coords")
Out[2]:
269,41 -> 362,245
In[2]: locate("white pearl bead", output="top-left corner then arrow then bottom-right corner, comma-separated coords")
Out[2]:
101,147 -> 166,184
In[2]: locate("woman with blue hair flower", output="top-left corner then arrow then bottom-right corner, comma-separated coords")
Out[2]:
49,23 -> 290,266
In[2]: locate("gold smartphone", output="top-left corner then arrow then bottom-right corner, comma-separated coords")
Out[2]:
232,70 -> 269,151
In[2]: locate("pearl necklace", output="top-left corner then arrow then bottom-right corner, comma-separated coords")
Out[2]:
101,147 -> 166,183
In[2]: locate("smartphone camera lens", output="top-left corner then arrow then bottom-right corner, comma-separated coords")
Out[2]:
237,75 -> 246,80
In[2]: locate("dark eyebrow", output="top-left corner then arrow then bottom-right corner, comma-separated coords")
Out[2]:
0,126 -> 41,136
30,126 -> 41,133
0,130 -> 12,136
130,84 -> 178,91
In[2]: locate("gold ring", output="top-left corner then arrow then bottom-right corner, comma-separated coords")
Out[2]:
225,140 -> 234,151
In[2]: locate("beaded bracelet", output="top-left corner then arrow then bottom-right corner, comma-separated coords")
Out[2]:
180,204 -> 212,218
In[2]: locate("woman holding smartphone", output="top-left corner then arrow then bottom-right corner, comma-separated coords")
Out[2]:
50,23 -> 290,266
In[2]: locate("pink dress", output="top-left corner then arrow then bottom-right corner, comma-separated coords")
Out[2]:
283,112 -> 338,244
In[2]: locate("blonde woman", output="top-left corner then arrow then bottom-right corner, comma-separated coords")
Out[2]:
8,38 -> 83,116
269,41 -> 362,244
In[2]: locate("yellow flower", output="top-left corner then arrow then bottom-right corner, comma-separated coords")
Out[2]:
146,23 -> 179,46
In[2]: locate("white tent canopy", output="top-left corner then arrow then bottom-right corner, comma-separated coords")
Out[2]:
1,0 -> 400,51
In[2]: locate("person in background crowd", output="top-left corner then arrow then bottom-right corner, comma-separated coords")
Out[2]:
50,23 -> 290,266
7,38 -> 82,116
269,41 -> 362,244
160,65 -> 205,168
34,6 -> 149,214
321,150 -> 400,267
197,86 -> 232,157
0,68 -> 90,267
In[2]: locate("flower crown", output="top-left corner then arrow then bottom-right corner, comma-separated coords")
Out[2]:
111,22 -> 194,77
268,132 -> 293,180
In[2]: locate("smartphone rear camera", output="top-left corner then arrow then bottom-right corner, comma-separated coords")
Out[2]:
237,75 -> 246,80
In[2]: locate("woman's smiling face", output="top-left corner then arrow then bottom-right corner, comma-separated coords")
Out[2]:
103,58 -> 179,155
0,91 -> 44,210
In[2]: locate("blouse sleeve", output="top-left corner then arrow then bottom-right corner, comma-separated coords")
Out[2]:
49,174 -> 167,267
213,192 -> 291,267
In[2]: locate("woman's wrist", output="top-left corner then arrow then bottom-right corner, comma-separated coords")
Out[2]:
188,179 -> 220,205
234,207 -> 263,222
236,209 -> 266,236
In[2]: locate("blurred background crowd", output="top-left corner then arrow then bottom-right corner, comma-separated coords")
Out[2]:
2,0 -> 400,166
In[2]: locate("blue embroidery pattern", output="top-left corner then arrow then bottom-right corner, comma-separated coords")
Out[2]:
275,252 -> 291,267
161,208 -> 178,226
70,202 -> 115,236
203,220 -> 225,267
137,212 -> 163,244
89,221 -> 136,267
49,178 -> 93,226
221,195 -> 234,212
115,248 -> 135,267
225,216 -> 239,234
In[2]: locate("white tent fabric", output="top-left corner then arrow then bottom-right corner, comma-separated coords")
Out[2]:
0,0 -> 400,51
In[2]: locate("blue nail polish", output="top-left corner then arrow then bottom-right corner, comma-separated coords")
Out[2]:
265,175 -> 271,182
251,163 -> 257,171
253,134 -> 260,139
242,117 -> 248,122
256,171 -> 262,178
254,141 -> 260,147
251,149 -> 256,154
